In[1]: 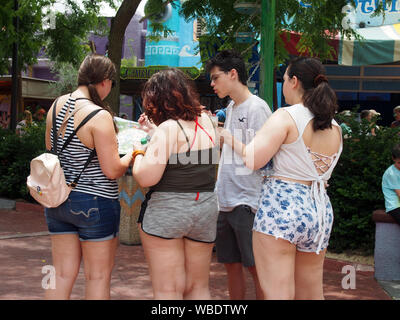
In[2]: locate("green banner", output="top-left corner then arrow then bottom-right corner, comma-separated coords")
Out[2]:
120,66 -> 201,80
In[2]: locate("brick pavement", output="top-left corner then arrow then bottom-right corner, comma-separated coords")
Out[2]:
0,208 -> 392,300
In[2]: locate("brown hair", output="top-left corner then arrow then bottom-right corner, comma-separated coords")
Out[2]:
141,68 -> 202,126
77,54 -> 116,121
287,57 -> 338,131
23,110 -> 32,126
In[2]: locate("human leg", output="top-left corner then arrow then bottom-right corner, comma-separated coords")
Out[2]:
224,263 -> 246,300
81,237 -> 118,300
252,231 -> 296,300
215,210 -> 247,299
73,195 -> 121,300
183,238 -> 214,299
228,205 -> 259,300
44,234 -> 82,300
247,266 -> 264,300
388,207 -> 400,226
294,249 -> 326,300
139,227 -> 186,299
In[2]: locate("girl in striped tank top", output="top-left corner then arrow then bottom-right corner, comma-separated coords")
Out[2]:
44,54 -> 133,300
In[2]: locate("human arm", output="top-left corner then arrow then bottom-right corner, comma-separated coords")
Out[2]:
45,104 -> 55,151
131,121 -> 176,187
138,113 -> 157,137
220,109 -> 291,170
91,111 -> 132,179
395,189 -> 400,200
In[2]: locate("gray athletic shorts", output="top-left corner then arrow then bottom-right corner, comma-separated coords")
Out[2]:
140,191 -> 218,243
216,205 -> 256,267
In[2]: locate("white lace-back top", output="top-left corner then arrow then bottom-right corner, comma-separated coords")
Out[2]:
272,103 -> 343,253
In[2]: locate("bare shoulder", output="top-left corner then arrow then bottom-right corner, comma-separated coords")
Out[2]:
269,108 -> 292,125
77,102 -> 108,118
157,119 -> 179,132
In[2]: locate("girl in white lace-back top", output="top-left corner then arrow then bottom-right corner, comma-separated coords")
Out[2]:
219,57 -> 342,300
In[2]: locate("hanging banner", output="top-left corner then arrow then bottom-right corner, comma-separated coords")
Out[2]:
120,65 -> 201,80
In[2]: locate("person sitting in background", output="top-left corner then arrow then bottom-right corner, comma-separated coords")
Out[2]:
368,109 -> 380,136
16,110 -> 33,136
34,108 -> 46,122
338,110 -> 352,139
382,144 -> 400,226
391,106 -> 400,128
360,109 -> 380,136
360,109 -> 370,121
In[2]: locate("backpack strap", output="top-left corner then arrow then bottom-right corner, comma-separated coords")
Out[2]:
60,108 -> 103,152
51,97 -> 60,154
68,148 -> 96,189
60,108 -> 103,189
57,97 -> 93,138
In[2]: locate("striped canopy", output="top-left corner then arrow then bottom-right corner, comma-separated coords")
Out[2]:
339,24 -> 400,66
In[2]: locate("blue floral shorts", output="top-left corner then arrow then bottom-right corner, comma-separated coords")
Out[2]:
253,178 -> 333,253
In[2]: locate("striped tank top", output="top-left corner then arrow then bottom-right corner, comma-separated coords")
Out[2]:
50,96 -> 119,199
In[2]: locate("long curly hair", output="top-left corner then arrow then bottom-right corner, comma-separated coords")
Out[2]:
141,68 -> 202,126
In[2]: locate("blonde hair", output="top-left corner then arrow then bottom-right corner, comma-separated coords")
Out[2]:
23,110 -> 32,126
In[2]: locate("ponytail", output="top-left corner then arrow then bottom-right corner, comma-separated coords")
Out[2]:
288,57 -> 338,131
303,80 -> 338,131
78,54 -> 118,132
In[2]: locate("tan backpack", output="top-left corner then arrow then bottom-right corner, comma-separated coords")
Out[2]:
27,98 -> 101,208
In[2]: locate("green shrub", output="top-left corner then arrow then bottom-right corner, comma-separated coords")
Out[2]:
0,122 -> 46,201
328,113 -> 400,254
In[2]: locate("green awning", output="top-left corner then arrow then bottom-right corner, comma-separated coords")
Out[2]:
339,24 -> 400,66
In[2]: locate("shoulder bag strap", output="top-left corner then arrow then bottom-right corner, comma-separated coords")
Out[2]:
60,108 -> 103,152
51,97 -> 60,155
68,149 -> 97,188
57,97 -> 92,138
62,108 -> 103,188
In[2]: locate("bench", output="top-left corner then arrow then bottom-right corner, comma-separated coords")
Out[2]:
372,209 -> 400,281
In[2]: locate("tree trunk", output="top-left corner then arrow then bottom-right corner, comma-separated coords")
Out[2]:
105,0 -> 142,115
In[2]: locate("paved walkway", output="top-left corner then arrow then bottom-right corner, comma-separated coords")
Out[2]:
0,207 -> 393,300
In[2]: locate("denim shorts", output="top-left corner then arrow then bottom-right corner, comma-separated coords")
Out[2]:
44,191 -> 121,242
253,178 -> 333,254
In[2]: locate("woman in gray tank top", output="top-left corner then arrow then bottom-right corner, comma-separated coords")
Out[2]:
131,68 -> 219,299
